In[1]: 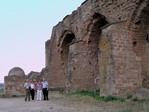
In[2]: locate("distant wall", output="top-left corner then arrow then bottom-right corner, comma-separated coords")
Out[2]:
4,76 -> 26,96
4,67 -> 42,96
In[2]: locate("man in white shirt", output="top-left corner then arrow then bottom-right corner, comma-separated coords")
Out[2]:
42,78 -> 49,100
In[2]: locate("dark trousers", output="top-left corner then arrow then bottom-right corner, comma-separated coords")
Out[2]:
42,88 -> 49,100
25,89 -> 30,101
30,89 -> 35,100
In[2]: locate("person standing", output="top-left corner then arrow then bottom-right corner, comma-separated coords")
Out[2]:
42,78 -> 49,100
36,80 -> 42,101
24,79 -> 31,101
30,80 -> 35,100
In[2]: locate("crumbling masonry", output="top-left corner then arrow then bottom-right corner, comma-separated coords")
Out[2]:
4,67 -> 41,96
45,0 -> 149,96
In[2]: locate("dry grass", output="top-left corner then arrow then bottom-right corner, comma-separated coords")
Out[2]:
1,90 -> 149,112
48,91 -> 149,112
0,89 -> 4,98
0,89 -> 4,94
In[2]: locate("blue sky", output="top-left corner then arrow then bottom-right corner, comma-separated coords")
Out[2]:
0,0 -> 85,83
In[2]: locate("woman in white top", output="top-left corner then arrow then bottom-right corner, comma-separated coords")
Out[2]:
30,80 -> 35,100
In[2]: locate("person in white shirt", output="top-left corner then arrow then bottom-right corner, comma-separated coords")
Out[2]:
30,80 -> 35,100
42,78 -> 49,100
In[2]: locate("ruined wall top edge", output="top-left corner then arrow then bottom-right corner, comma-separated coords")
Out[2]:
50,0 -> 146,39
8,67 -> 25,77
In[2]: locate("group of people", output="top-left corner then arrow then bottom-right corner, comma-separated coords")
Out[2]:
24,78 -> 49,101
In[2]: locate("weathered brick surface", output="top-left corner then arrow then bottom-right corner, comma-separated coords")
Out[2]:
44,0 -> 149,96
45,40 -> 51,67
4,76 -> 26,96
4,67 -> 41,96
4,0 -> 149,96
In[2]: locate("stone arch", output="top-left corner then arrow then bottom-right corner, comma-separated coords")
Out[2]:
8,67 -> 25,77
58,31 -> 76,80
59,31 -> 76,64
128,0 -> 149,30
86,13 -> 109,89
57,30 -> 73,47
129,1 -> 149,88
140,4 -> 149,88
87,13 -> 109,49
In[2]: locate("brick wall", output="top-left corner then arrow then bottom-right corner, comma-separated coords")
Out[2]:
4,76 -> 26,96
44,0 -> 149,96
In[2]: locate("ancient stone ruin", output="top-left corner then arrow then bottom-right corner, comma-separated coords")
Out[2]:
4,67 -> 41,96
4,67 -> 26,96
4,0 -> 149,97
45,0 -> 149,96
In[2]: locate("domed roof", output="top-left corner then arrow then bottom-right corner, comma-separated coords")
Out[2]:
8,67 -> 25,77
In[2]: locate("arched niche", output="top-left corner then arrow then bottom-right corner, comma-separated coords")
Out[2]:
59,31 -> 76,74
87,13 -> 109,49
86,13 -> 109,89
140,4 -> 149,88
129,2 -> 149,88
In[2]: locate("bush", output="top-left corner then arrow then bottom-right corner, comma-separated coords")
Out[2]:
68,90 -> 125,102
101,95 -> 125,102
126,94 -> 133,99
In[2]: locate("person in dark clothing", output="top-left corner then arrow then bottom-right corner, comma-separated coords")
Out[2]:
42,78 -> 49,100
30,80 -> 35,100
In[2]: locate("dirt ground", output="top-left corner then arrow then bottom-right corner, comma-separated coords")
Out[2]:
0,91 -> 149,112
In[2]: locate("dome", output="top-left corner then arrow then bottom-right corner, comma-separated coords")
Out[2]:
8,67 -> 25,77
